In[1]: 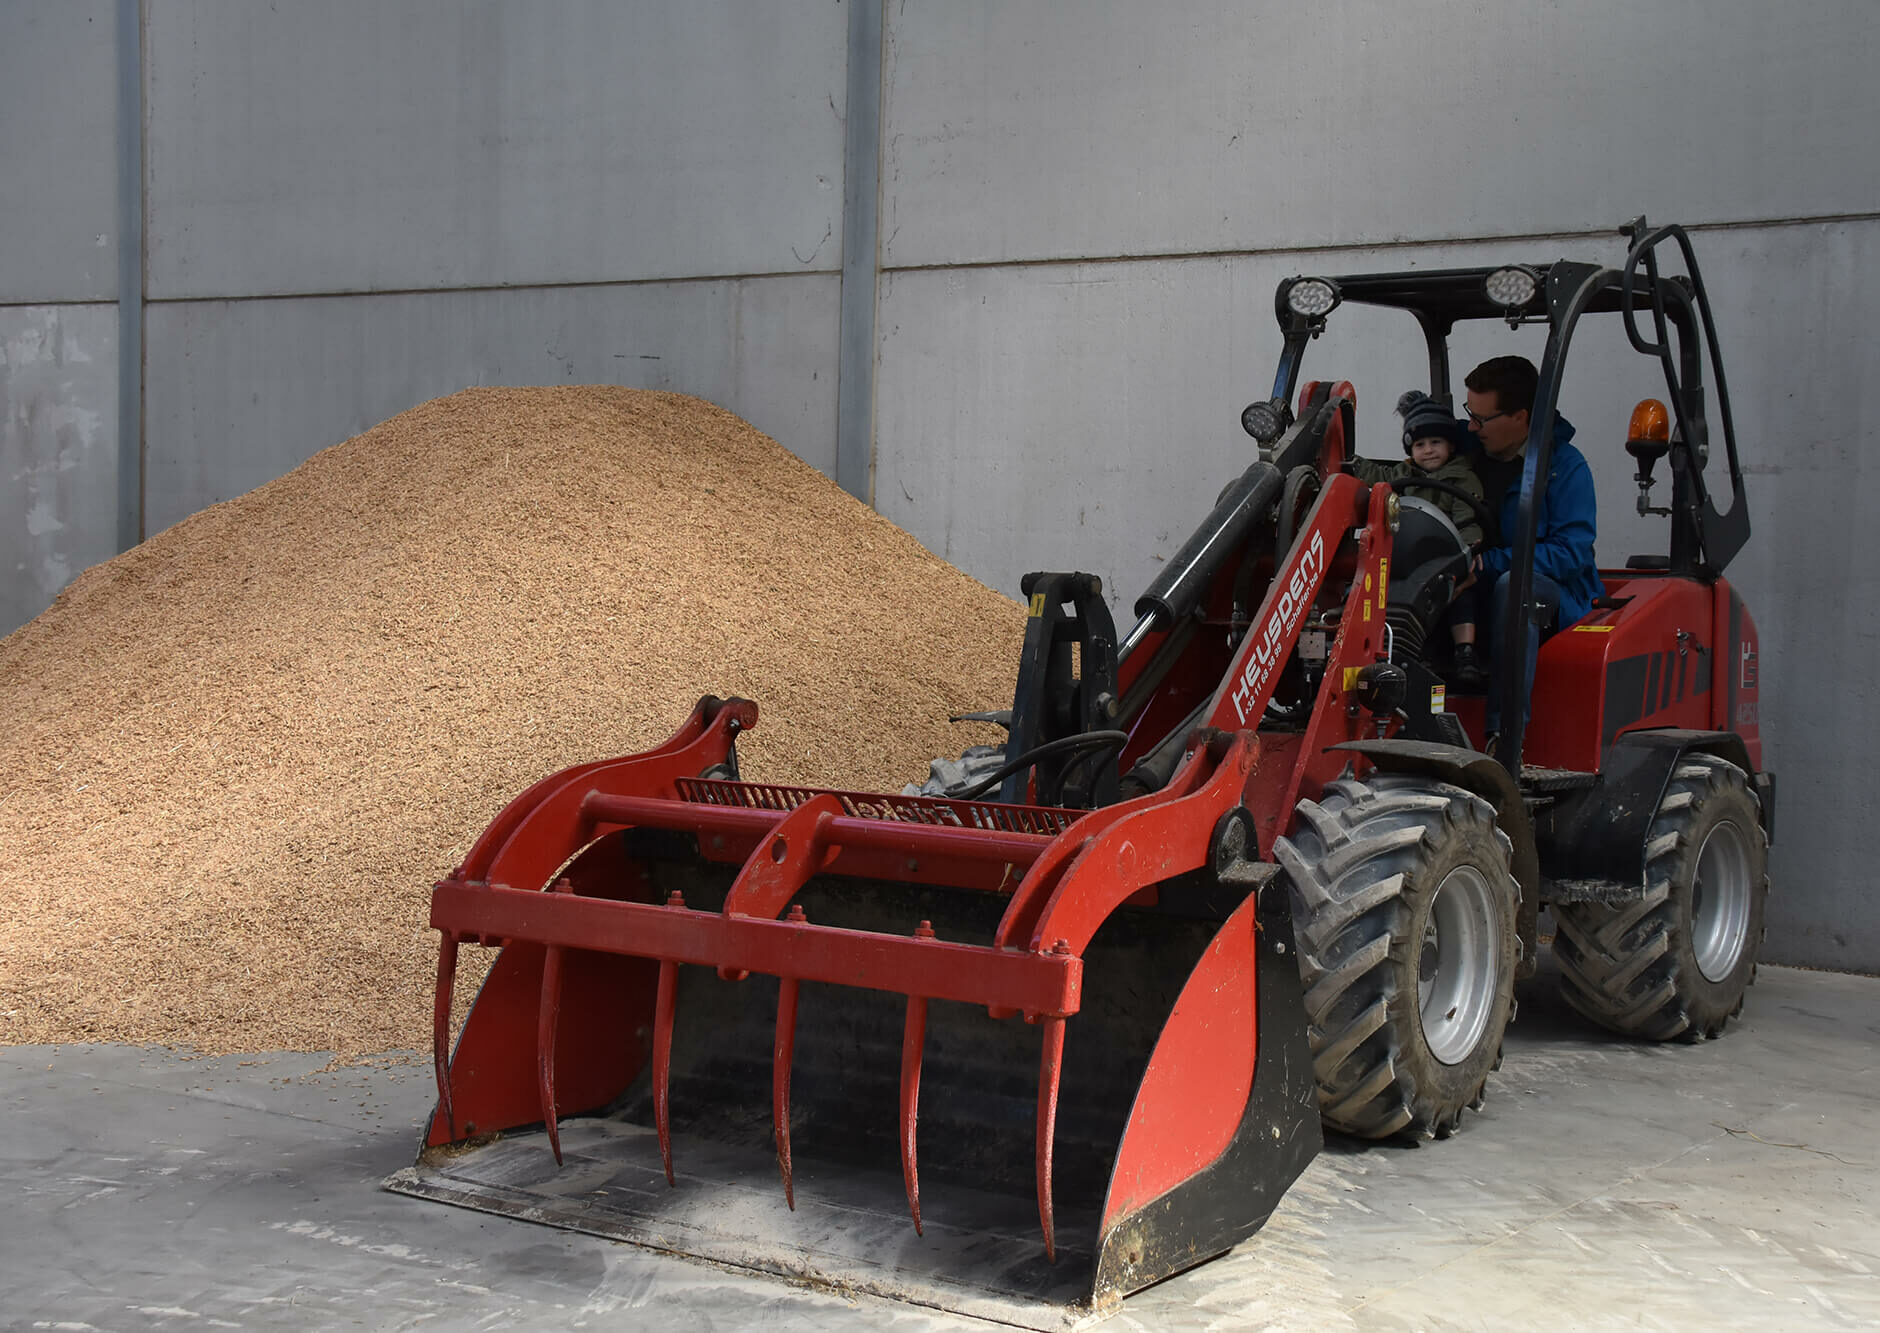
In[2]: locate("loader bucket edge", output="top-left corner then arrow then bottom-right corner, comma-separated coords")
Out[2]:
1091,880 -> 1320,1305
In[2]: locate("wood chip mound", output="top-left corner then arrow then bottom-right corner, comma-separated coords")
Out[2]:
0,387 -> 1024,1059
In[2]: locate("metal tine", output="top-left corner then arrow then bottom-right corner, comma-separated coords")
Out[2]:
537,878 -> 574,1166
538,941 -> 564,1164
653,957 -> 679,1186
772,972 -> 800,1210
652,893 -> 685,1187
900,1000 -> 929,1233
432,932 -> 459,1140
771,902 -> 811,1208
1035,1012 -> 1067,1264
900,919 -> 938,1234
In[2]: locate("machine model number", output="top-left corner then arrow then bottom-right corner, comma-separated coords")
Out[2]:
1231,530 -> 1326,723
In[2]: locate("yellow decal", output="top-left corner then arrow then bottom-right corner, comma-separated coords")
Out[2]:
1362,598 -> 1373,622
1028,592 -> 1046,617
1378,559 -> 1389,605
1364,573 -> 1373,594
1343,666 -> 1361,691
1572,623 -> 1616,633
1430,684 -> 1447,713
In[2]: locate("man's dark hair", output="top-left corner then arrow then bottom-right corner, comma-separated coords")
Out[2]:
1465,356 -> 1539,415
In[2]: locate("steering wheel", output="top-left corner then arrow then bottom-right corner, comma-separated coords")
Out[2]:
1388,475 -> 1494,541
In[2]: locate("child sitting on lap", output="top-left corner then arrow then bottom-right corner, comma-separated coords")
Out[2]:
1349,391 -> 1488,688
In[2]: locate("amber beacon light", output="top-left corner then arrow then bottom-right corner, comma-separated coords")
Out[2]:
1628,398 -> 1671,443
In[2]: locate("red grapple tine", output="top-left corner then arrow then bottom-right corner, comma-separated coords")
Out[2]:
900,993 -> 929,1235
900,918 -> 936,1236
1036,1011 -> 1067,1265
537,940 -> 565,1165
653,955 -> 679,1187
432,932 -> 459,1140
651,890 -> 686,1187
773,974 -> 800,1210
536,878 -> 575,1166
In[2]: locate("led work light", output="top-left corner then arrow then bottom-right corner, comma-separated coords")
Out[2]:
1285,278 -> 1341,319
1484,265 -> 1540,310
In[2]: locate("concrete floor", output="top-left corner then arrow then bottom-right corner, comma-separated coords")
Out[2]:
3,962 -> 1877,1331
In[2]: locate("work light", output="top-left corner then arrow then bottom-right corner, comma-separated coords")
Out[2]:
1241,398 -> 1287,445
1484,265 -> 1540,310
1285,278 -> 1340,319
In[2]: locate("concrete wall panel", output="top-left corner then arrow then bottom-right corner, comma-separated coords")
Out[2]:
142,274 -> 839,535
0,2 -> 118,303
882,0 -> 1880,269
144,0 -> 849,299
875,220 -> 1880,971
1,306 -> 118,634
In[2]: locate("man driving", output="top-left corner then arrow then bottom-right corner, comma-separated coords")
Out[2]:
1463,355 -> 1603,747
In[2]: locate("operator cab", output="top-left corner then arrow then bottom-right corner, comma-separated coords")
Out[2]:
1241,221 -> 1754,773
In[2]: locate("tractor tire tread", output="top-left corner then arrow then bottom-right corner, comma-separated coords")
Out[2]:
1277,772 -> 1519,1141
1553,752 -> 1768,1041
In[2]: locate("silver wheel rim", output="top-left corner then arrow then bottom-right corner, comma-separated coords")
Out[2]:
1417,865 -> 1502,1066
1692,819 -> 1753,983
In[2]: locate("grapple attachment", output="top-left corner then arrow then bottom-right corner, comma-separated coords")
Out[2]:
388,697 -> 1319,1322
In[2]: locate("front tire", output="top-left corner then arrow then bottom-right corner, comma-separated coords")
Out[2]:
1275,774 -> 1519,1140
1553,753 -> 1768,1041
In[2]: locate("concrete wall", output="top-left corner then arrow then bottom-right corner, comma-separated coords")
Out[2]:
1,3 -> 118,634
2,307 -> 119,628
3,0 -> 1875,971
0,0 -> 849,638
880,1 -> 1874,265
142,277 -> 838,534
143,1 -> 847,297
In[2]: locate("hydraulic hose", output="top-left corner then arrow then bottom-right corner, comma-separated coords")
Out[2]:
956,731 -> 1132,802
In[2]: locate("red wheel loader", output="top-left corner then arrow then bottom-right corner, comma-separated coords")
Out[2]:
389,219 -> 1771,1322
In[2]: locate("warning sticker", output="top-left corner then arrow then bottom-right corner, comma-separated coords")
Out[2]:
1430,684 -> 1447,713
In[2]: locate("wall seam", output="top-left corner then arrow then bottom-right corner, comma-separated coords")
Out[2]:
874,211 -> 1880,277
70,269 -> 839,310
833,0 -> 885,504
115,0 -> 146,550
68,210 -> 1877,313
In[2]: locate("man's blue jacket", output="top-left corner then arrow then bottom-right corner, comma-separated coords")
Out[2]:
1478,414 -> 1603,626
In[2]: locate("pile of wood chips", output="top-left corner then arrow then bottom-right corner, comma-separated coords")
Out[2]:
0,387 -> 1025,1059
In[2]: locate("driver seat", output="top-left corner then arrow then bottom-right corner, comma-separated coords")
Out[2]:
1383,496 -> 1473,666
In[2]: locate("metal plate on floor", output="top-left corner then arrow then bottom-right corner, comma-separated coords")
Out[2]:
385,1116 -> 1104,1330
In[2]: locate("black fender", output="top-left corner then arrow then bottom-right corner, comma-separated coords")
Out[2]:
1536,729 -> 1770,901
1330,739 -> 1541,980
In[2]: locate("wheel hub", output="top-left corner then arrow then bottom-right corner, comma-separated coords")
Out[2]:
1692,819 -> 1753,983
1417,866 -> 1503,1066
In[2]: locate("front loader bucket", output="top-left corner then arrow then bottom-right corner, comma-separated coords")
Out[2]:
385,698 -> 1319,1324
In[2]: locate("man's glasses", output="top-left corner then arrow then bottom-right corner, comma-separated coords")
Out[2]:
1466,407 -> 1513,427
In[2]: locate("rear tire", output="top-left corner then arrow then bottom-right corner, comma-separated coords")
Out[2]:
1275,774 -> 1519,1140
1553,753 -> 1768,1041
